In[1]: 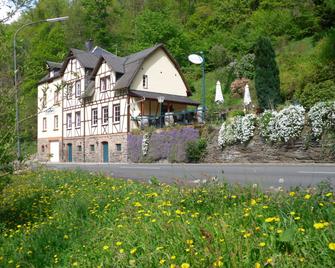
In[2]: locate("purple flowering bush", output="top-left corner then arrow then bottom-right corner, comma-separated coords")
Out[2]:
127,127 -> 199,163
148,127 -> 199,162
127,134 -> 143,162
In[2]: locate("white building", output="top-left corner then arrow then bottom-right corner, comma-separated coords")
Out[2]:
37,42 -> 199,162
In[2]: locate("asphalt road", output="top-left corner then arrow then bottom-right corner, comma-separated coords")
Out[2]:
44,162 -> 335,189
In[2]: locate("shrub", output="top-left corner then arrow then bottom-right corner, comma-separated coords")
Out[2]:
218,114 -> 256,147
258,110 -> 277,140
308,101 -> 335,139
266,105 -> 305,143
186,138 -> 207,163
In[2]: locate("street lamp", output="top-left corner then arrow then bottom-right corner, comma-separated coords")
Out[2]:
188,51 -> 206,122
13,16 -> 68,160
157,96 -> 165,128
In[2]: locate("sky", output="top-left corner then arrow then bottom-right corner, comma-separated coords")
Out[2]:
0,1 -> 22,24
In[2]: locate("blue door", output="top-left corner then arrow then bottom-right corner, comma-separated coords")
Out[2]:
102,142 -> 109,162
67,144 -> 72,162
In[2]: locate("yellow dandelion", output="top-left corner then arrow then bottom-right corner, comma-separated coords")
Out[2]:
259,242 -> 266,247
266,258 -> 272,264
103,245 -> 109,251
277,229 -> 283,234
130,248 -> 137,255
290,212 -> 295,216
329,243 -> 335,251
181,263 -> 190,268
171,255 -> 176,260
251,199 -> 257,206
213,260 -> 223,267
255,262 -> 261,268
289,191 -> 295,197
159,259 -> 165,265
64,235 -> 69,240
298,227 -> 305,232
116,241 -> 122,246
170,265 -> 176,268
325,192 -> 332,197
119,248 -> 124,253
133,202 -> 142,207
304,194 -> 311,200
313,223 -> 325,229
186,239 -> 193,245
72,262 -> 78,267
156,246 -> 164,251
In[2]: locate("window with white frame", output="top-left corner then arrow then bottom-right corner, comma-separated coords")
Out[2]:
42,117 -> 47,131
66,113 -> 72,129
54,90 -> 60,105
113,104 -> 120,123
143,75 -> 148,89
75,80 -> 81,97
75,111 -> 81,128
91,108 -> 98,126
100,76 -> 110,92
42,92 -> 47,108
102,106 -> 109,125
66,84 -> 73,99
54,115 -> 58,130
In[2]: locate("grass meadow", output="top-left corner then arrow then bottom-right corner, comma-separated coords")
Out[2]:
0,169 -> 334,267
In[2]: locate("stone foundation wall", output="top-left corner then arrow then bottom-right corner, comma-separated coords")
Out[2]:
37,137 -> 62,162
63,133 -> 128,163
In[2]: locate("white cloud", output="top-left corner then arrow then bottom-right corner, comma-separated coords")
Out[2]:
0,1 -> 22,24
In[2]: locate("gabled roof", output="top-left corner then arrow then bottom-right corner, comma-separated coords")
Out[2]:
46,61 -> 62,70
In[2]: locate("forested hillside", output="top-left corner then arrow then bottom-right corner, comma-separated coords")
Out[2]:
0,0 -> 334,160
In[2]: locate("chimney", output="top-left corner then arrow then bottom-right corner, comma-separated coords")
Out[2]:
85,39 -> 93,52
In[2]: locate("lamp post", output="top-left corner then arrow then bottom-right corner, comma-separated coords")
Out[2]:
13,16 -> 68,160
157,96 -> 165,128
188,52 -> 206,122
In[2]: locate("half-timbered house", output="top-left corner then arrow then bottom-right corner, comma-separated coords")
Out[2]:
37,42 -> 199,162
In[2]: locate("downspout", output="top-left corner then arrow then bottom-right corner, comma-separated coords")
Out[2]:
61,84 -> 64,161
83,98 -> 86,162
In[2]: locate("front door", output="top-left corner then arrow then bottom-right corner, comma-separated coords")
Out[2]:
102,142 -> 109,163
67,143 -> 72,162
49,141 -> 59,162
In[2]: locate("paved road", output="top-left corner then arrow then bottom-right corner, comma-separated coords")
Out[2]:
44,162 -> 335,189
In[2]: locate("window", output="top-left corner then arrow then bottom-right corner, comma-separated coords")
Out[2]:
143,75 -> 148,89
54,115 -> 58,130
75,80 -> 81,97
113,104 -> 120,123
42,117 -> 47,131
75,111 -> 81,128
91,108 -> 98,126
116,72 -> 123,81
90,144 -> 95,152
102,106 -> 109,125
100,76 -> 110,92
54,90 -> 60,105
77,145 -> 82,152
66,113 -> 72,129
66,84 -> 72,99
41,145 -> 45,153
116,144 -> 122,152
42,92 -> 47,108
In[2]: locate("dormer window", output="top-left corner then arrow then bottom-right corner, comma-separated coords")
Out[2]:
143,75 -> 148,89
100,76 -> 110,92
50,70 -> 54,78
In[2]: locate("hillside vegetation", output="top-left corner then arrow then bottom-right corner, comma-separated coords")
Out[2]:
0,0 -> 334,159
0,170 -> 334,267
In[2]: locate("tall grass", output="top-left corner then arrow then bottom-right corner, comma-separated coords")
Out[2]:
0,170 -> 334,267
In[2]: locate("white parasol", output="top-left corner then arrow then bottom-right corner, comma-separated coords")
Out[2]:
215,80 -> 224,103
243,84 -> 251,106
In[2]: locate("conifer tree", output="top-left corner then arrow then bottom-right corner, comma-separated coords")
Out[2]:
254,37 -> 282,110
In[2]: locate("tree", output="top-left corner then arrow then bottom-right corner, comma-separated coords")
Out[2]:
254,37 -> 282,110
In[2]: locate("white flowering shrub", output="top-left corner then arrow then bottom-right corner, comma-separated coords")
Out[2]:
141,133 -> 151,156
266,105 -> 305,143
308,101 -> 335,139
259,110 -> 277,140
218,114 -> 256,147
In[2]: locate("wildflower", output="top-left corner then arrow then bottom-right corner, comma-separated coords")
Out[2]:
294,216 -> 301,221
133,202 -> 142,207
119,248 -> 124,253
313,222 -> 327,229
276,229 -> 283,234
298,228 -> 305,232
181,263 -> 190,268
290,212 -> 296,216
170,265 -> 176,268
243,232 -> 251,238
130,248 -> 137,255
72,262 -> 78,267
325,192 -> 332,197
64,235 -> 69,240
304,194 -> 311,200
103,245 -> 109,251
262,205 -> 268,209
213,260 -> 223,267
186,239 -> 193,245
159,259 -> 165,265
116,241 -> 122,246
289,191 -> 295,197
251,199 -> 257,206
329,243 -> 335,251
266,258 -> 272,264
170,255 -> 176,260
259,242 -> 266,247
255,263 -> 261,268
156,246 -> 164,251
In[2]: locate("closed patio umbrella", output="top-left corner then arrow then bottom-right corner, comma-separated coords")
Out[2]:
215,80 -> 224,103
243,84 -> 251,106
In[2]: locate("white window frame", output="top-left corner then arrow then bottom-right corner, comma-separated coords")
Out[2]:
75,111 -> 81,128
75,80 -> 81,97
100,76 -> 110,92
42,92 -> 47,108
42,117 -> 47,131
91,108 -> 98,126
66,84 -> 73,100
66,113 -> 72,129
113,104 -> 120,123
102,106 -> 109,125
54,115 -> 58,130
